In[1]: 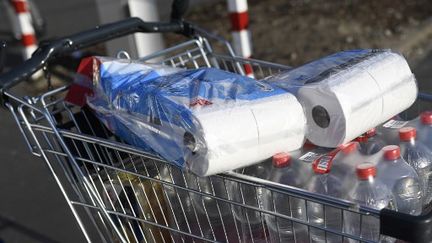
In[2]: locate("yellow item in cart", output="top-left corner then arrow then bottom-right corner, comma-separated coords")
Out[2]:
120,171 -> 171,243
103,167 -> 171,243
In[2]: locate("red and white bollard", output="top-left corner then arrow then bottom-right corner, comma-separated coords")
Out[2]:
227,0 -> 253,77
10,0 -> 38,60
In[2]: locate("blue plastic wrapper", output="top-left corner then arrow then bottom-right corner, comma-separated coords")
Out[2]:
87,61 -> 306,176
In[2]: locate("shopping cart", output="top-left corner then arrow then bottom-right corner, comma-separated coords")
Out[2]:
1,8 -> 432,243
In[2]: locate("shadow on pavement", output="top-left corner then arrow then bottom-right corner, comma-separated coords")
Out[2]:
0,214 -> 60,243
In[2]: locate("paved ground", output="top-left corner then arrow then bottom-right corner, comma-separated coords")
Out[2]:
0,1 -> 112,242
0,113 -> 86,243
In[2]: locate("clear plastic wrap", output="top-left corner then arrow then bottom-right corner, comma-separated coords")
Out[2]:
78,57 -> 306,176
344,163 -> 397,242
399,127 -> 432,205
65,56 -> 180,107
375,145 -> 423,215
266,49 -> 418,148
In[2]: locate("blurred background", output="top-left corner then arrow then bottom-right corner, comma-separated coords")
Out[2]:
1,0 -> 432,242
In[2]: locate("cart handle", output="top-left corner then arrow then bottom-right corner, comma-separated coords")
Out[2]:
0,1 -> 192,105
381,207 -> 432,242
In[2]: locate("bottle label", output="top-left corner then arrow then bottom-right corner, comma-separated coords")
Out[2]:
299,151 -> 323,162
382,119 -> 408,129
311,145 -> 347,174
313,155 -> 333,173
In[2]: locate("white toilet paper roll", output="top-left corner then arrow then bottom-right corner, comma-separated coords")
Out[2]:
365,52 -> 413,88
299,69 -> 382,147
364,52 -> 418,120
185,93 -> 306,176
298,52 -> 417,147
381,75 -> 418,120
251,93 -> 306,157
185,104 -> 260,176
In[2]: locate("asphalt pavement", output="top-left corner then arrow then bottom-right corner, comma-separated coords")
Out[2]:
0,112 -> 86,243
0,1 -> 101,242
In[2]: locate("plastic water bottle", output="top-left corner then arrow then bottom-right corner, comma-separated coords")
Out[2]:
263,152 -> 311,243
377,117 -> 410,145
328,142 -> 363,189
399,126 -> 432,205
376,145 -> 423,215
344,163 -> 396,242
299,141 -> 333,163
230,160 -> 272,242
417,111 -> 432,149
306,159 -> 344,243
357,128 -> 387,155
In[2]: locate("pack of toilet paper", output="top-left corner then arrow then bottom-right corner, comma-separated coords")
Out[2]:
65,56 -> 181,107
84,60 -> 306,176
68,49 -> 416,175
266,49 -> 418,148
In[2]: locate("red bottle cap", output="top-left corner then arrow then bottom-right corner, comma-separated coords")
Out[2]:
365,128 -> 377,137
303,140 -> 318,150
399,127 -> 416,141
354,135 -> 368,143
272,152 -> 291,168
421,111 -> 432,125
340,142 -> 358,155
383,145 -> 401,160
356,163 -> 377,180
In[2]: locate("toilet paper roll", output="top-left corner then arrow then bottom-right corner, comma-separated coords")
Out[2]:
185,103 -> 260,176
299,69 -> 382,147
381,75 -> 418,121
298,52 -> 417,147
251,94 -> 306,157
364,52 -> 413,88
185,93 -> 306,176
364,52 -> 418,120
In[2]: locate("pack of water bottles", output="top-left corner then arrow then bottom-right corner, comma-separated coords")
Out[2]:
231,111 -> 432,242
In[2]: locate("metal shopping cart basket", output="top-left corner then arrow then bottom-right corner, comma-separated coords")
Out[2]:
1,12 -> 432,243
